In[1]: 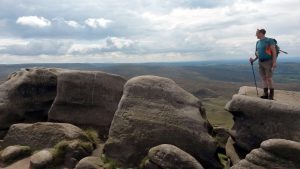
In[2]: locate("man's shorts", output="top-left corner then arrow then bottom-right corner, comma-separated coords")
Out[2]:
259,59 -> 273,78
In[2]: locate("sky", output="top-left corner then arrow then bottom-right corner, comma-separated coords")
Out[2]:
0,0 -> 299,63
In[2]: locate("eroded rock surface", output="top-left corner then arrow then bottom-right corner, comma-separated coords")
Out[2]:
104,75 -> 221,169
48,70 -> 126,139
147,144 -> 204,169
0,68 -> 61,138
231,139 -> 300,169
225,86 -> 300,153
2,122 -> 90,150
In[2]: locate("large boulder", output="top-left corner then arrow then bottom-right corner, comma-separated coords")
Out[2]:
48,71 -> 126,139
0,68 -> 61,137
231,139 -> 300,169
225,86 -> 300,154
2,122 -> 90,150
104,76 -> 222,169
146,144 -> 204,169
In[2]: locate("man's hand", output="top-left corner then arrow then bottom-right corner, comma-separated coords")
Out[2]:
249,57 -> 255,64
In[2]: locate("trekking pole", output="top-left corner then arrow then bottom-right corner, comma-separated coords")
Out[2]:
279,49 -> 288,54
251,62 -> 259,96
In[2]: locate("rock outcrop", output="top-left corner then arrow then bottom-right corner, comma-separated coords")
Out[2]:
104,75 -> 222,169
0,67 -> 126,140
48,71 -> 126,139
2,122 -> 90,150
146,144 -> 204,169
225,86 -> 300,154
0,68 -> 61,138
231,139 -> 300,169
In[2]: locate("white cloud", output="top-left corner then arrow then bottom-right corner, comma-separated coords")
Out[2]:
67,43 -> 104,55
0,0 -> 299,63
85,18 -> 112,28
0,52 -> 205,64
105,37 -> 134,49
67,37 -> 136,55
16,16 -> 51,28
0,39 -> 72,56
64,20 -> 84,28
0,38 -> 28,47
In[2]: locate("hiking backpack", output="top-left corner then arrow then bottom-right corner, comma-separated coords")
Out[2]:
256,38 -> 281,57
269,38 -> 280,57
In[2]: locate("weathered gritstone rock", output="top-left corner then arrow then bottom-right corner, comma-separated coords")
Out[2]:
48,70 -> 126,139
1,157 -> 31,169
2,122 -> 90,151
213,127 -> 230,153
225,137 -> 242,165
147,144 -> 204,169
104,75 -> 221,169
0,140 -> 3,150
0,145 -> 31,163
75,156 -> 105,169
142,160 -> 161,169
60,140 -> 94,169
30,149 -> 53,169
230,139 -> 300,169
225,86 -> 300,154
0,68 -> 61,138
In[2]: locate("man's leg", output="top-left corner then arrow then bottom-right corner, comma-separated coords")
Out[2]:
266,60 -> 274,100
267,77 -> 274,100
259,62 -> 269,99
261,76 -> 268,99
267,77 -> 273,88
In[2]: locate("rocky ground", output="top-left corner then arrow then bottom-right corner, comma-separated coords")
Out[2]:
0,67 -> 299,169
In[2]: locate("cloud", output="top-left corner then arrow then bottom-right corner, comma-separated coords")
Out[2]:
0,0 -> 299,63
85,18 -> 112,28
0,52 -> 206,64
105,37 -> 134,49
67,37 -> 136,55
16,16 -> 51,28
64,20 -> 84,28
0,39 -> 72,56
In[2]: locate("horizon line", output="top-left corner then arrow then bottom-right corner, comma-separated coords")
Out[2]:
0,57 -> 299,65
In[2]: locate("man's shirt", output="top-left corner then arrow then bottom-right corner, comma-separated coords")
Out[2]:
256,37 -> 275,61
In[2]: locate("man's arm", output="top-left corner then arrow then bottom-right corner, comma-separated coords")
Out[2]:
270,44 -> 277,69
249,52 -> 258,64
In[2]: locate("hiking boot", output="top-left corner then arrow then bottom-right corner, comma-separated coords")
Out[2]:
260,88 -> 268,99
268,88 -> 274,100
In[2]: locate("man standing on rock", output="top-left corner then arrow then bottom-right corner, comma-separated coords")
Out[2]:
250,29 -> 277,100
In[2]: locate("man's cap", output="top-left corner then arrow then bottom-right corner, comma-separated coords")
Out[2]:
257,28 -> 266,35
